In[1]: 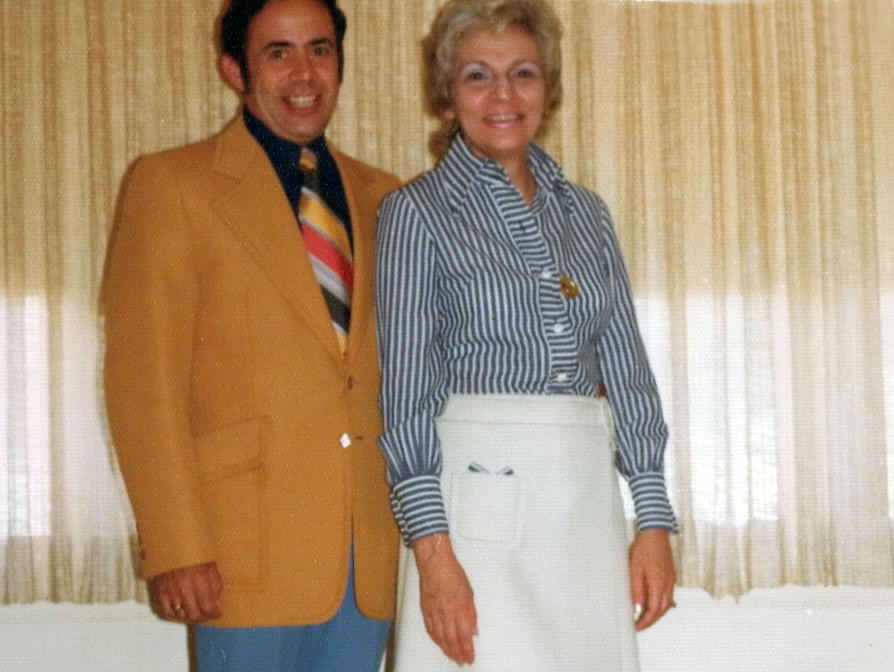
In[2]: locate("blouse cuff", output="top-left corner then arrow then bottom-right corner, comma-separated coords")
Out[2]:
391,474 -> 450,546
628,471 -> 679,533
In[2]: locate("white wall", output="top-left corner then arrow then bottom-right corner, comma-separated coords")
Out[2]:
2,587 -> 893,671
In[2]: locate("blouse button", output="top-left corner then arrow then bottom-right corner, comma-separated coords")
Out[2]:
555,372 -> 569,383
539,269 -> 553,280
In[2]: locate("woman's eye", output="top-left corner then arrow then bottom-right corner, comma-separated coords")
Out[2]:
463,69 -> 490,83
513,66 -> 540,79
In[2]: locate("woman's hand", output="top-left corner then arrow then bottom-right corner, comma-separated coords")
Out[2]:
629,528 -> 675,631
413,533 -> 477,664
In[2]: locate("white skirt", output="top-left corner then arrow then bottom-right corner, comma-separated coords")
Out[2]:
390,394 -> 640,672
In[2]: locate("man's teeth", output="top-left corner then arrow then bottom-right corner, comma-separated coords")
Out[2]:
489,114 -> 520,121
288,95 -> 316,107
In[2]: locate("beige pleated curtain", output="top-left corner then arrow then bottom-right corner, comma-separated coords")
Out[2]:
2,0 -> 893,603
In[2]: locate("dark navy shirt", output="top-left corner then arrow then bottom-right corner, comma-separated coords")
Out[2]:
243,107 -> 352,245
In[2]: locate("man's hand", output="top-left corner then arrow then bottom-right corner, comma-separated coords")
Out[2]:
149,562 -> 223,623
629,528 -> 675,631
413,533 -> 477,664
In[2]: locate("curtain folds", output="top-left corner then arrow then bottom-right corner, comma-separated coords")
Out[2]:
1,0 -> 892,603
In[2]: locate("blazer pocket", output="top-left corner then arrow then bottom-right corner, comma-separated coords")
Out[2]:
195,417 -> 268,587
450,467 -> 523,546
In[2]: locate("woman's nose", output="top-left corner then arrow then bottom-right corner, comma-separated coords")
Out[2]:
492,77 -> 512,100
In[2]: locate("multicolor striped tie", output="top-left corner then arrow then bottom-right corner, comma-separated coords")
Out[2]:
298,148 -> 352,352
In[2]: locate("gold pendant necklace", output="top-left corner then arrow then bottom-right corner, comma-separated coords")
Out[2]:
559,273 -> 580,299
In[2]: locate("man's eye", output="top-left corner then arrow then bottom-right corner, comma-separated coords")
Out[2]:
312,43 -> 333,57
270,48 -> 288,59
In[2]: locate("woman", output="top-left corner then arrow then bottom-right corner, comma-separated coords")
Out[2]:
376,1 -> 676,669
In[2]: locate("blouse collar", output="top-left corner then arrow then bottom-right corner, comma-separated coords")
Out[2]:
438,133 -> 568,215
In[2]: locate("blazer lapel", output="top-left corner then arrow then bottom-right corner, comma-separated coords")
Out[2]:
332,148 -> 375,360
211,118 -> 341,359
329,143 -> 376,356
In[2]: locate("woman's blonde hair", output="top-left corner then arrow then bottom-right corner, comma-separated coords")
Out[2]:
423,0 -> 563,157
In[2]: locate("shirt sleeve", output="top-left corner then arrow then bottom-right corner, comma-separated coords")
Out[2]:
376,190 -> 450,545
592,198 -> 679,533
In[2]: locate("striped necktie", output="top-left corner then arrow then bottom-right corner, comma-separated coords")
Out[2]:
298,148 -> 352,352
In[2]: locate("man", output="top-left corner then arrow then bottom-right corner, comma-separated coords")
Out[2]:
102,1 -> 400,669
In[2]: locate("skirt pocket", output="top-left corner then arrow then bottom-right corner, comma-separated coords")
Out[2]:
450,466 -> 522,546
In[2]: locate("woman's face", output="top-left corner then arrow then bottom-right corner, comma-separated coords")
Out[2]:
444,25 -> 545,167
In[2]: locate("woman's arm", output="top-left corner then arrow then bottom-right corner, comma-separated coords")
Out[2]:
376,189 -> 478,663
376,189 -> 451,543
586,195 -> 676,628
591,198 -> 677,532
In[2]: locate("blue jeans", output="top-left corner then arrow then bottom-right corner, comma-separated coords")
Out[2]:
194,554 -> 391,672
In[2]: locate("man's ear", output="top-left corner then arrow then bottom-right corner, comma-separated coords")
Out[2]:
220,54 -> 247,94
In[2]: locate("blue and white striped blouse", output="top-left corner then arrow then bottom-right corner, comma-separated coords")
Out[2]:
376,135 -> 677,545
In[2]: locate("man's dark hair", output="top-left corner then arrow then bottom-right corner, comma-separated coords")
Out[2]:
219,0 -> 347,82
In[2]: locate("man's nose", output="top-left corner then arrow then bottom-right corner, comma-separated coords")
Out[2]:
289,55 -> 314,82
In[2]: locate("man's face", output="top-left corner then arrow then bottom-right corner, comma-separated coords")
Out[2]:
222,0 -> 341,145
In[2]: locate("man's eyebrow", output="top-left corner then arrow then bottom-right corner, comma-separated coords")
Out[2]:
309,37 -> 335,48
262,40 -> 294,52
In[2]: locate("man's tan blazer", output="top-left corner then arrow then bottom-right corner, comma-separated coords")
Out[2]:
103,116 -> 400,627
